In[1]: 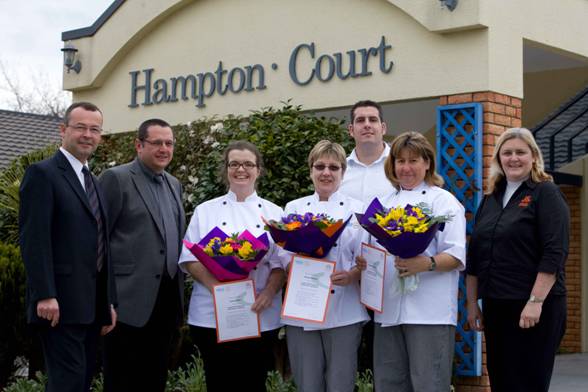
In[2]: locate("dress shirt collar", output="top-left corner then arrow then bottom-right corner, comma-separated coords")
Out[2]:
136,158 -> 163,183
347,143 -> 390,167
59,147 -> 88,189
59,146 -> 87,173
226,190 -> 259,202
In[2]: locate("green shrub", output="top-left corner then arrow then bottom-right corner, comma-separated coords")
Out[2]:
0,242 -> 27,388
90,102 -> 352,213
3,372 -> 46,392
0,145 -> 57,244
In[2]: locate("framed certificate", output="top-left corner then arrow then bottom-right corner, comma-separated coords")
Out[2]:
212,279 -> 261,343
360,242 -> 386,313
281,255 -> 336,323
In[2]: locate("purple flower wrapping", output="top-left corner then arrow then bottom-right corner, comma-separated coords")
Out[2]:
183,226 -> 269,282
356,198 -> 445,259
263,215 -> 351,258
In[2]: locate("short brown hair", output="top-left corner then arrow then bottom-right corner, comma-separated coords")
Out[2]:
307,140 -> 347,174
63,102 -> 102,125
220,140 -> 264,188
384,131 -> 444,188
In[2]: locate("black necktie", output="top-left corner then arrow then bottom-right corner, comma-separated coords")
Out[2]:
82,167 -> 104,271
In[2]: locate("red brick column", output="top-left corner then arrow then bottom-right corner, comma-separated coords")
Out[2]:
439,91 -> 522,392
439,92 -> 583,392
560,185 -> 582,353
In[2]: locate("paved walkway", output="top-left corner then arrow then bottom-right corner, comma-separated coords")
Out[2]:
550,353 -> 588,391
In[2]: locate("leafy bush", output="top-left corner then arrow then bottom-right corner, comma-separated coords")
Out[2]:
0,145 -> 57,244
0,242 -> 27,388
90,102 -> 352,213
3,372 -> 46,392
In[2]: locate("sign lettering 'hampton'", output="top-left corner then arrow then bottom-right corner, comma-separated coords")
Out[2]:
129,36 -> 393,109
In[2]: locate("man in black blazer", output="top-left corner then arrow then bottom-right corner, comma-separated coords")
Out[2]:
19,102 -> 117,392
99,118 -> 186,392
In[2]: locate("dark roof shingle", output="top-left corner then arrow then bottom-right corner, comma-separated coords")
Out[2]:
533,85 -> 588,171
0,109 -> 62,169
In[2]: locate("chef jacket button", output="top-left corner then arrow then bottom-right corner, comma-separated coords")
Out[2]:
258,204 -> 262,208
256,224 -> 261,228
340,202 -> 344,206
159,249 -> 164,254
223,201 -> 227,205
333,243 -> 338,247
155,274 -> 161,279
422,190 -> 426,195
331,289 -> 335,294
222,222 -> 227,226
307,202 -> 311,206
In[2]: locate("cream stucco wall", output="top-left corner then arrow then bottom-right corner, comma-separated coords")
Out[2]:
64,0 -> 588,133
70,0 -> 491,132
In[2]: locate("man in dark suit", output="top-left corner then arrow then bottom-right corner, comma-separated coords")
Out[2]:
19,102 -> 117,392
99,118 -> 186,392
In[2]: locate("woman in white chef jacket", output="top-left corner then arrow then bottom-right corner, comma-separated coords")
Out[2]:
178,141 -> 287,392
359,131 -> 466,392
283,140 -> 369,392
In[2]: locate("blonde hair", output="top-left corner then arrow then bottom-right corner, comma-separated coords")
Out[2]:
487,127 -> 552,194
384,131 -> 444,188
307,140 -> 347,174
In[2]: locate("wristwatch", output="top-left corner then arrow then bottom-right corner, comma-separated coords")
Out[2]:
528,295 -> 544,304
428,256 -> 437,271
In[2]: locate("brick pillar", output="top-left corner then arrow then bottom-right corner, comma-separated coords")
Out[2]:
560,185 -> 583,353
439,91 -> 522,392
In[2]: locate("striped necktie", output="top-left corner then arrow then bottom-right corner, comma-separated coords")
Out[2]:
82,167 -> 104,271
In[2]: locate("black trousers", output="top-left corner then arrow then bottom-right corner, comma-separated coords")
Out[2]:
482,296 -> 566,392
38,323 -> 101,392
190,325 -> 278,392
103,274 -> 181,392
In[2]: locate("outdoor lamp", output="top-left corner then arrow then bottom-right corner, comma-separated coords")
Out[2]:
439,0 -> 458,11
61,42 -> 82,74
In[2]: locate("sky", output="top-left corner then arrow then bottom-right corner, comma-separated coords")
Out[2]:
0,0 -> 113,110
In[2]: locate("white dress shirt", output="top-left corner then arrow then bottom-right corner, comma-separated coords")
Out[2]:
59,147 -> 87,190
179,191 -> 288,331
339,143 -> 396,206
373,182 -> 466,327
281,191 -> 369,330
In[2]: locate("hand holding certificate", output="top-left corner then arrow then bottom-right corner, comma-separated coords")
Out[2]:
359,243 -> 386,313
213,279 -> 260,343
282,255 -> 336,323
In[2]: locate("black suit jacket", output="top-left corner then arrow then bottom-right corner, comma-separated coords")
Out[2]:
19,150 -> 116,325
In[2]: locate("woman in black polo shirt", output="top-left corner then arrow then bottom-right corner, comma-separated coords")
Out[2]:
466,127 -> 569,392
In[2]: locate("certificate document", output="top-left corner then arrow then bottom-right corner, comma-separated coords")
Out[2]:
213,279 -> 260,343
282,255 -> 336,323
360,243 -> 386,313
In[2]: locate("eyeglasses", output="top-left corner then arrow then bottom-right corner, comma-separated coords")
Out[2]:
68,124 -> 102,135
142,139 -> 175,148
227,161 -> 257,170
313,164 -> 341,172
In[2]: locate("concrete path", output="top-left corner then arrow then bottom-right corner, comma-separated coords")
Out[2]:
549,353 -> 588,391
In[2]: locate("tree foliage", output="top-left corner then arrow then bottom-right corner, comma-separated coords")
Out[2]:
91,102 -> 353,214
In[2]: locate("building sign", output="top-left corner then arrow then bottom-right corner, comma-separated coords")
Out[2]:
129,36 -> 393,109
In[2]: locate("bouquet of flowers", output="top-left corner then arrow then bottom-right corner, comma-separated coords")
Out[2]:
263,212 -> 350,258
183,227 -> 269,281
356,197 -> 452,291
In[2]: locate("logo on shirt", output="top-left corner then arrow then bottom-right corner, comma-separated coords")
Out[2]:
519,195 -> 532,208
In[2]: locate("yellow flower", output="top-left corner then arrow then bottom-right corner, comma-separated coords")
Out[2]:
203,246 -> 214,256
238,242 -> 254,259
414,223 -> 429,233
220,244 -> 233,255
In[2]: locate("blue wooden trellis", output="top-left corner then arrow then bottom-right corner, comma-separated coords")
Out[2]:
436,103 -> 483,377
